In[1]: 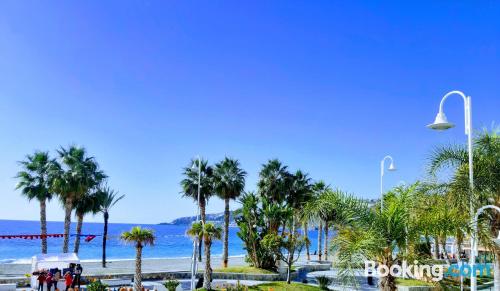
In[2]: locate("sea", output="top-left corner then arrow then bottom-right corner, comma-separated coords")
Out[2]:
0,220 -> 322,263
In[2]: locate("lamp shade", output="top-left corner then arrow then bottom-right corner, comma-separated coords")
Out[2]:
388,162 -> 396,171
427,112 -> 455,130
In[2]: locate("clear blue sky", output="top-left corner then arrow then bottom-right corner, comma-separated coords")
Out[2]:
0,1 -> 498,224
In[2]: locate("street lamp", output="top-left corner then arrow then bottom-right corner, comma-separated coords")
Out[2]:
380,155 -> 396,210
427,90 -> 475,289
190,156 -> 202,291
471,205 -> 500,291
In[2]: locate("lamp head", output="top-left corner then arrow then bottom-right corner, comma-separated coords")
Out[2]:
427,112 -> 455,130
388,162 -> 396,171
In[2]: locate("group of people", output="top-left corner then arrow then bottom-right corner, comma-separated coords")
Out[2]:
34,263 -> 83,291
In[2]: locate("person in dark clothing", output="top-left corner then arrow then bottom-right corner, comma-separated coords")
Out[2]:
37,271 -> 46,291
71,264 -> 82,289
46,272 -> 53,291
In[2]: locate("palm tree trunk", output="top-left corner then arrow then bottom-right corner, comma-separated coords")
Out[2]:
318,220 -> 323,261
203,239 -> 212,290
73,213 -> 84,254
441,239 -> 450,264
40,199 -> 48,254
222,197 -> 230,268
102,211 -> 109,268
134,244 -> 143,291
495,253 -> 500,291
380,253 -> 396,291
304,222 -> 310,261
432,237 -> 439,259
63,197 -> 73,253
324,222 -> 329,261
199,198 -> 206,262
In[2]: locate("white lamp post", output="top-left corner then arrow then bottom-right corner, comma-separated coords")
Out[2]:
471,205 -> 500,291
427,90 -> 475,289
190,156 -> 202,291
380,155 -> 396,210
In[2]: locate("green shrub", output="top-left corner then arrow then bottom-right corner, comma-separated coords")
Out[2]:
316,275 -> 331,290
87,280 -> 108,291
163,279 -> 180,291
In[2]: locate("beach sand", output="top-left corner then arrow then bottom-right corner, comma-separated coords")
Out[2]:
0,256 -> 247,278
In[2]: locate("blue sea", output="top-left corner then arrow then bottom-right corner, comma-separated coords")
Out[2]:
0,220 -> 322,263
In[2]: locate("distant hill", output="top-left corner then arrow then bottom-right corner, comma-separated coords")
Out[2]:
160,211 -> 236,225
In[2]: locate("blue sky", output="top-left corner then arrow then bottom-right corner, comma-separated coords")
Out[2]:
0,1 -> 498,224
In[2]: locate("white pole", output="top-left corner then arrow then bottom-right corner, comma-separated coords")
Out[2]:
380,155 -> 394,211
380,160 -> 384,210
466,97 -> 476,291
432,91 -> 475,290
190,156 -> 202,291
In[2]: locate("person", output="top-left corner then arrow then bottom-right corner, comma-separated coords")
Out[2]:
64,271 -> 73,291
53,270 -> 61,291
71,264 -> 82,289
46,272 -> 53,291
37,271 -> 46,291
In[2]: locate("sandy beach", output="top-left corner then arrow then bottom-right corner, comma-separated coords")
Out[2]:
0,256 -> 248,278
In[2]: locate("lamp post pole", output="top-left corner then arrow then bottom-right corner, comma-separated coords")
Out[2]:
190,156 -> 202,291
380,155 -> 396,210
427,90 -> 474,290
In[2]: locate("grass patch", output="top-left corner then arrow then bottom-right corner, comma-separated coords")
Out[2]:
396,278 -> 435,287
248,282 -> 321,291
213,266 -> 276,274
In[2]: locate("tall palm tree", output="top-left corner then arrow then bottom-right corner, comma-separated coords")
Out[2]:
287,170 -> 312,256
50,146 -> 106,253
73,192 -> 102,254
16,151 -> 53,254
97,186 -> 124,268
429,128 -> 500,288
257,159 -> 289,204
121,227 -> 155,291
181,158 -> 213,223
181,158 -> 214,261
302,181 -> 329,261
213,157 -> 246,268
187,222 -> 222,290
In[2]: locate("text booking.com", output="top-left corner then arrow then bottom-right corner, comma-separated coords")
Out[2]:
365,260 -> 492,282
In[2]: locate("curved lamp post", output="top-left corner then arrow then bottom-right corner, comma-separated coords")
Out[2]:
427,90 -> 475,289
380,155 -> 396,210
190,156 -> 202,291
471,205 -> 500,291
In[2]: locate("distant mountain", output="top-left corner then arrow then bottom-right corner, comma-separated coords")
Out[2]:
160,211 -> 236,225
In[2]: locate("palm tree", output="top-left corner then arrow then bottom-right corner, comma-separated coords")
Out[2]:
257,159 -> 290,204
73,192 -> 102,254
16,151 -> 53,254
287,170 -> 312,256
429,128 -> 500,288
302,181 -> 329,261
50,146 -> 106,253
333,184 -> 416,291
181,158 -> 214,261
121,227 -> 155,291
181,158 -> 213,223
97,186 -> 124,267
187,222 -> 222,290
213,157 -> 246,268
